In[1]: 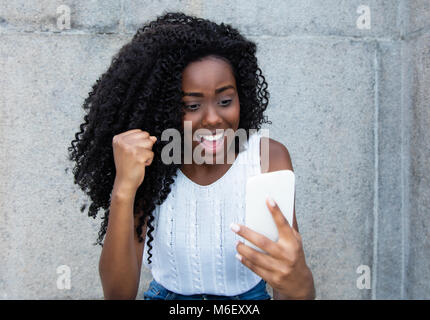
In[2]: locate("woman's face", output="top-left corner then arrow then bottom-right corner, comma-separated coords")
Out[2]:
181,55 -> 240,163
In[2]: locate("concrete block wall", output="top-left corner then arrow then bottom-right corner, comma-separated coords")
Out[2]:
401,0 -> 430,300
0,0 -> 428,299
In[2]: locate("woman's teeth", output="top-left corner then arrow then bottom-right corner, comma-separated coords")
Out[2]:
200,132 -> 224,142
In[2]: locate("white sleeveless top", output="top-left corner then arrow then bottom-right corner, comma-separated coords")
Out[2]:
142,130 -> 264,295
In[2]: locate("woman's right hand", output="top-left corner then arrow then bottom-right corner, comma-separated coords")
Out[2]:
112,129 -> 157,191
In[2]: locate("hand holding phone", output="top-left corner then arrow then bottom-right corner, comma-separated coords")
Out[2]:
244,170 -> 295,253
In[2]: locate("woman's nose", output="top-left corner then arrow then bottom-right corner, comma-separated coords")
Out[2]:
201,103 -> 222,127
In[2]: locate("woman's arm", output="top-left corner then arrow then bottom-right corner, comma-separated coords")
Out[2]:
262,137 -> 316,300
272,205 -> 315,300
99,180 -> 146,300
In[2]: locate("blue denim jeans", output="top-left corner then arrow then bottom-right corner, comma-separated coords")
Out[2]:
143,279 -> 272,300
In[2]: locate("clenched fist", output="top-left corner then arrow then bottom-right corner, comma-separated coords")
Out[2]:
112,129 -> 157,191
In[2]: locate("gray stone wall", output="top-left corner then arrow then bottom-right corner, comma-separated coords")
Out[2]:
401,0 -> 430,300
0,0 -> 428,299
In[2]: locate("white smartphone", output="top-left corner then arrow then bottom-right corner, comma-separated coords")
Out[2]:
244,170 -> 295,253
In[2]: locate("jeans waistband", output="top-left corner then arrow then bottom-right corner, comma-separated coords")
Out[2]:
143,278 -> 272,300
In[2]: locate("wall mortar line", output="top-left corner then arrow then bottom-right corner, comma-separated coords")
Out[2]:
372,41 -> 381,300
119,0 -> 125,34
399,0 -> 410,300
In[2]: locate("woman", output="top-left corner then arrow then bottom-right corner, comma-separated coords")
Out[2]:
68,11 -> 315,300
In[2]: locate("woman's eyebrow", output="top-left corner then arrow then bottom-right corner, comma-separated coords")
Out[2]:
183,85 -> 235,97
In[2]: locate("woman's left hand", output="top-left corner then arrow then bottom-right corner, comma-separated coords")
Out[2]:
230,197 -> 314,299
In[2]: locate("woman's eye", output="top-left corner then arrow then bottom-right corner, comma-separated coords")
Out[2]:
183,100 -> 231,111
184,104 -> 199,112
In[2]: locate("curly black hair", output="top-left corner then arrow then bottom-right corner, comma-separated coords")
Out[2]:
67,11 -> 271,265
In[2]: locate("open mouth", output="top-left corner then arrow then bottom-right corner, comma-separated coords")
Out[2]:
198,131 -> 224,143
198,131 -> 225,153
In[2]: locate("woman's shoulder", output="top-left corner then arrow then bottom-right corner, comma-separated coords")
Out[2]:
259,137 -> 293,173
